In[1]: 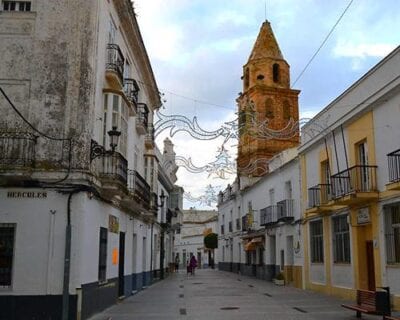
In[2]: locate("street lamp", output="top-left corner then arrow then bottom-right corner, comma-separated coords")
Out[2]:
157,190 -> 168,280
90,126 -> 121,161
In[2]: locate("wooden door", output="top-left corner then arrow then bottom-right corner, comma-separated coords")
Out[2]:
366,241 -> 375,291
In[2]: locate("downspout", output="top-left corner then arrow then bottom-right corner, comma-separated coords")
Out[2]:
150,222 -> 154,284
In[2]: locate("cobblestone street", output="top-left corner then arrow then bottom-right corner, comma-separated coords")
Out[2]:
89,269 -> 395,320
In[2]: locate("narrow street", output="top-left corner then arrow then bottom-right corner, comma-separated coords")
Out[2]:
89,269 -> 382,320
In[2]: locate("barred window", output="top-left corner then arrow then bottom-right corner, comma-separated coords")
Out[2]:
385,204 -> 400,264
310,220 -> 324,263
98,227 -> 108,282
3,1 -> 31,11
0,224 -> 16,287
332,215 -> 350,263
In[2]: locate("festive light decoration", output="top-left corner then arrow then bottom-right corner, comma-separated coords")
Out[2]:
183,184 -> 219,207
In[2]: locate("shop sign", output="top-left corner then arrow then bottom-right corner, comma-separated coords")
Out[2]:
7,191 -> 47,198
109,215 -> 119,233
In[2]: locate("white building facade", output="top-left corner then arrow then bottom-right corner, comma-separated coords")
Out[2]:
0,1 -> 181,319
218,148 -> 303,287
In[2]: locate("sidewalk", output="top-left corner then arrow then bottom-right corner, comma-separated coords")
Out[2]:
89,268 -> 396,320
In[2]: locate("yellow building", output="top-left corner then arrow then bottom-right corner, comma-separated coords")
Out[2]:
299,46 -> 400,310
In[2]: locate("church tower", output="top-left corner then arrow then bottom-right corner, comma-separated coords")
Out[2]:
237,21 -> 300,182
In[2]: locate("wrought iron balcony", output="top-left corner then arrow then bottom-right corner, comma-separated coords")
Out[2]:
307,183 -> 331,208
106,43 -> 124,84
95,151 -> 128,186
136,103 -> 149,135
260,205 -> 278,226
124,78 -> 140,107
388,149 -> 400,184
277,199 -> 294,222
331,165 -> 377,198
127,169 -> 151,208
0,131 -> 36,168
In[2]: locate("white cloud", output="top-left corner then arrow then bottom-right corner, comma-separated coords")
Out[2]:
333,41 -> 396,59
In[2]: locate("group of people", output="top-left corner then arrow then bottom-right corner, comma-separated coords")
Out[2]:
174,253 -> 198,275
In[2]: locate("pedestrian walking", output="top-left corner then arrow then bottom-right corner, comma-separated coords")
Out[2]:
189,255 -> 197,275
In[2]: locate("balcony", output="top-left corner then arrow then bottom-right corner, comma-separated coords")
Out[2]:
123,78 -> 140,108
105,44 -> 124,87
144,124 -> 155,149
136,103 -> 149,135
260,206 -> 277,226
331,165 -> 378,205
277,199 -> 294,222
387,149 -> 400,190
307,183 -> 334,214
95,151 -> 128,187
127,169 -> 151,209
228,221 -> 233,232
0,131 -> 36,171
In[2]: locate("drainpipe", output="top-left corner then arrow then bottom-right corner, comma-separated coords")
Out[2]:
62,187 -> 88,320
150,222 -> 154,284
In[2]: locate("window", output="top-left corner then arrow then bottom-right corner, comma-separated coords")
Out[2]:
310,220 -> 324,263
273,63 -> 280,83
108,19 -> 116,44
283,100 -> 291,121
385,204 -> 400,264
332,215 -> 350,263
3,1 -> 31,11
0,224 -> 16,287
103,93 -> 128,157
98,227 -> 108,282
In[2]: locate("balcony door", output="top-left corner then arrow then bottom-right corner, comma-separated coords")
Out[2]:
357,142 -> 369,191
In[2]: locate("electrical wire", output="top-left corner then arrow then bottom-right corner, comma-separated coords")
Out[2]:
292,0 -> 354,87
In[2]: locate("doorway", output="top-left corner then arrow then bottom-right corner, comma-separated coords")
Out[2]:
366,241 -> 375,291
118,232 -> 125,297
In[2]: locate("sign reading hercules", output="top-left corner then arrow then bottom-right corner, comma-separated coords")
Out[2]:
7,191 -> 47,198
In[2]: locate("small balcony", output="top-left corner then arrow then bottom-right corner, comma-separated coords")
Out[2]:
136,103 -> 149,135
277,199 -> 294,222
127,169 -> 151,209
387,149 -> 400,190
0,131 -> 36,171
124,78 -> 140,108
105,44 -> 124,87
260,206 -> 277,226
306,183 -> 334,213
96,151 -> 128,187
331,165 -> 378,205
144,124 -> 155,149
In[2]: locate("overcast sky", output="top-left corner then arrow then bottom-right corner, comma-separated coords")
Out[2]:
134,0 -> 400,209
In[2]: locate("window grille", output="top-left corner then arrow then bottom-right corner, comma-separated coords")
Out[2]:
310,220 -> 324,263
332,214 -> 350,263
98,227 -> 108,282
385,204 -> 400,264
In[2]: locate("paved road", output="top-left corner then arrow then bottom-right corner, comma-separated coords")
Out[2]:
89,268 -> 391,320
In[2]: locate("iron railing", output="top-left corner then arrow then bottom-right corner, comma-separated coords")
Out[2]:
388,149 -> 400,183
123,78 -> 139,106
0,131 -> 36,167
307,184 -> 331,208
127,169 -> 151,206
260,205 -> 277,226
331,165 -> 377,198
136,103 -> 149,129
106,43 -> 124,82
97,151 -> 128,185
277,199 -> 294,221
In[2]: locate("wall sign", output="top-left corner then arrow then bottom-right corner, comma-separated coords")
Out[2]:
109,215 -> 119,233
357,207 -> 370,225
7,191 -> 47,198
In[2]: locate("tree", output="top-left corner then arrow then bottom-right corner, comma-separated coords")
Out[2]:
204,233 -> 218,268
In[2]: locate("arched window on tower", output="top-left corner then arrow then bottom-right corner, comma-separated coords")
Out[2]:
265,98 -> 274,119
244,68 -> 250,89
273,63 -> 280,83
283,100 -> 291,121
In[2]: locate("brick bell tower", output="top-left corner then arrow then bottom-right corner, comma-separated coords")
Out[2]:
237,20 -> 300,182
